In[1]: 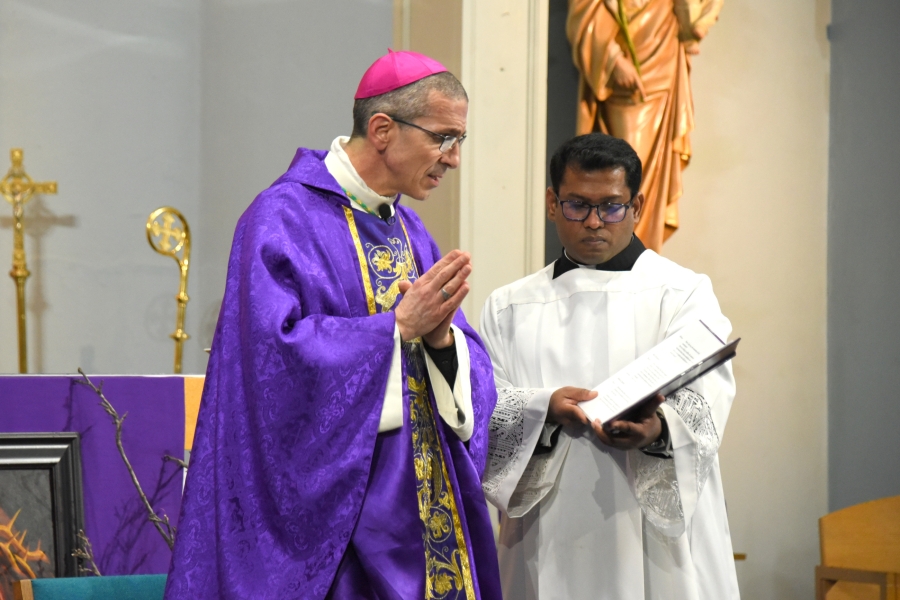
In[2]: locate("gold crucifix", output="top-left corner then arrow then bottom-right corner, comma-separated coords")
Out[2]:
0,149 -> 58,373
146,207 -> 191,374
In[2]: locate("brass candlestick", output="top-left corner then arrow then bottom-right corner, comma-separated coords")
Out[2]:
0,149 -> 57,373
146,207 -> 191,374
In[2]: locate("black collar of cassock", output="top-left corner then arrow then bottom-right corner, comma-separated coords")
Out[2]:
552,235 -> 647,279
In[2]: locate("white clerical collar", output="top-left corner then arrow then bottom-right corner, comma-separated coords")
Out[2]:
324,136 -> 397,218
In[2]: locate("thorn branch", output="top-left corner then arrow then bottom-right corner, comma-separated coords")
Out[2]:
76,368 -> 176,550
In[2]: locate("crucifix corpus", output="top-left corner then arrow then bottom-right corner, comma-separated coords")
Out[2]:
0,149 -> 57,373
146,207 -> 192,374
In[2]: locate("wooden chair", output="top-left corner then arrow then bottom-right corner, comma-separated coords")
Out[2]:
816,495 -> 900,600
12,574 -> 166,600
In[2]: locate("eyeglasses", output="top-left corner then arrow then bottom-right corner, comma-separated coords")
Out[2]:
388,116 -> 467,154
555,192 -> 635,223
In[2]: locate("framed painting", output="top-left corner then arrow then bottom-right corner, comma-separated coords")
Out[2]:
0,433 -> 83,599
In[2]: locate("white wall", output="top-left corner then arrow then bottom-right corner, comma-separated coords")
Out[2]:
394,0 -> 548,320
664,0 -> 831,597
458,0 -> 548,320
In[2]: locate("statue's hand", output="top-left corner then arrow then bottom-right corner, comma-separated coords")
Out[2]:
611,54 -> 646,98
684,40 -> 701,55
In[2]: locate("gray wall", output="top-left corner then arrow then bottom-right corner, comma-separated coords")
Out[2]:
0,0 -> 203,374
196,0 -> 393,355
827,0 -> 900,511
0,1 -> 392,375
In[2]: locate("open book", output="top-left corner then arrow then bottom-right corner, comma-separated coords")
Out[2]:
579,320 -> 739,425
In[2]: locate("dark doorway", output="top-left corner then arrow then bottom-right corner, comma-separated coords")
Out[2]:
544,0 -> 581,265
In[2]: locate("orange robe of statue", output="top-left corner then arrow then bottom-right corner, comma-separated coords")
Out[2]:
567,0 -> 721,251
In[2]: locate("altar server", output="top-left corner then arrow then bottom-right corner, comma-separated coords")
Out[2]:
165,50 -> 501,599
481,133 -> 739,599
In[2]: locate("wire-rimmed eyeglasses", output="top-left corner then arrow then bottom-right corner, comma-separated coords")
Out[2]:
555,192 -> 635,224
388,116 -> 467,154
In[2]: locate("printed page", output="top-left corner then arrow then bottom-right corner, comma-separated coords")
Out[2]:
580,321 -> 724,424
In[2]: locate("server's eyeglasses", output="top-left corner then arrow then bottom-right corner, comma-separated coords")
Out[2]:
555,193 -> 635,223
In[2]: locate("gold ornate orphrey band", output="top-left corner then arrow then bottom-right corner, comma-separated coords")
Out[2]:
0,149 -> 58,373
146,207 -> 191,374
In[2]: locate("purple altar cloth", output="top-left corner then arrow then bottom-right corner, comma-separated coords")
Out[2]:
0,375 -> 185,575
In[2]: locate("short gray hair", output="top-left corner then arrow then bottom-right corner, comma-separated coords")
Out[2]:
351,71 -> 468,138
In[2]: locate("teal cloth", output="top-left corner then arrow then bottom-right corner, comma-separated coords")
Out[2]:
30,575 -> 166,600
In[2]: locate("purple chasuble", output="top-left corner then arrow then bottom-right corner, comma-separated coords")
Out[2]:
163,149 -> 501,600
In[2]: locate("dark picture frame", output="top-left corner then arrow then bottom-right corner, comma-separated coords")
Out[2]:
0,433 -> 84,582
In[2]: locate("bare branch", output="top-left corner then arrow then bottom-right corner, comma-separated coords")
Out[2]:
76,368 -> 176,550
164,454 -> 189,470
71,529 -> 102,576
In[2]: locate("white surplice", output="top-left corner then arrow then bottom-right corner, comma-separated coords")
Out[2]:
480,250 -> 739,600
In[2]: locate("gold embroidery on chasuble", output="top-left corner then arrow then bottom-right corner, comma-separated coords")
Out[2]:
342,208 -> 476,599
367,237 -> 416,311
343,206 -> 419,313
343,206 -> 377,316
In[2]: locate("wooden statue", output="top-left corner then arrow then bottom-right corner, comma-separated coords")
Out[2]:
567,0 -> 722,251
